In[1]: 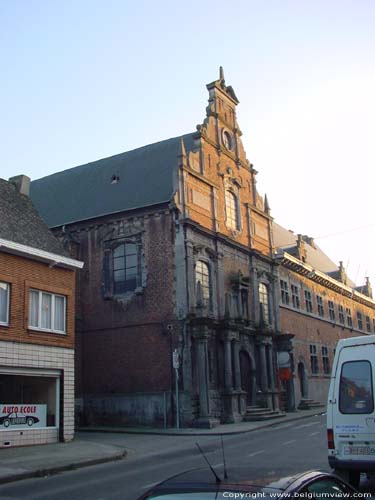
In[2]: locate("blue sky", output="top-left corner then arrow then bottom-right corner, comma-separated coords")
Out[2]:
1,0 -> 374,287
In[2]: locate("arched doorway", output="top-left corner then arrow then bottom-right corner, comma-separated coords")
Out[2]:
240,350 -> 256,405
297,362 -> 308,399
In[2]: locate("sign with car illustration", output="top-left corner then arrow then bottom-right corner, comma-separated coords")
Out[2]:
0,404 -> 46,429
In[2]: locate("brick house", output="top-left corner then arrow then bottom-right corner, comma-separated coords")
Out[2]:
30,69 -> 292,427
273,222 -> 375,411
0,176 -> 83,447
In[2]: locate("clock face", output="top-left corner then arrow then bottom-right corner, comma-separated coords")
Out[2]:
222,130 -> 233,151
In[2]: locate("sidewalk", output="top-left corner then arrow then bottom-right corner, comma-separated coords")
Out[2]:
0,408 -> 325,485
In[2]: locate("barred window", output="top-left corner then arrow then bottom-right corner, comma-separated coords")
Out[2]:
310,344 -> 319,374
328,301 -> 335,321
357,311 -> 363,331
291,284 -> 300,309
366,316 -> 371,333
338,305 -> 345,324
280,280 -> 289,305
346,308 -> 353,328
305,290 -> 313,313
322,346 -> 330,375
317,295 -> 324,317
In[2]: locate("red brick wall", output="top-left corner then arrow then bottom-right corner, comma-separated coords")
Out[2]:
64,210 -> 176,395
0,252 -> 76,348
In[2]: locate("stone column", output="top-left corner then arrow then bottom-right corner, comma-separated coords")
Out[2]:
193,325 -> 219,428
259,342 -> 268,392
233,340 -> 241,391
267,346 -> 279,411
186,240 -> 196,312
250,263 -> 259,325
271,272 -> 281,332
196,334 -> 209,418
224,337 -> 233,390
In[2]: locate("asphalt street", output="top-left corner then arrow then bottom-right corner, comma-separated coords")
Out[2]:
1,414 -> 374,500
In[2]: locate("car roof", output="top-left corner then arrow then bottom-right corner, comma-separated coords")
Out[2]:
153,467 -> 331,491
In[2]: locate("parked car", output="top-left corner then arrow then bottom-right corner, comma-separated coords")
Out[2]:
327,335 -> 375,487
137,468 -> 358,500
0,411 -> 40,427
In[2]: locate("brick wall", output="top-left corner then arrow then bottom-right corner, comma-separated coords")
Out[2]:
0,252 -> 75,348
61,210 -> 176,401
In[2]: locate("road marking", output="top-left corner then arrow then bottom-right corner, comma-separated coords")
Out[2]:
309,431 -> 320,436
294,422 -> 318,429
270,423 -> 294,430
282,440 -> 296,445
248,450 -> 265,457
212,462 -> 223,468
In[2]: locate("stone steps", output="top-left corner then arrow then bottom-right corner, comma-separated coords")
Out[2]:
243,405 -> 286,422
298,398 -> 325,410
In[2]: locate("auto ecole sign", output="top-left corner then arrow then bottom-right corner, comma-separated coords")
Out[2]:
0,404 -> 47,429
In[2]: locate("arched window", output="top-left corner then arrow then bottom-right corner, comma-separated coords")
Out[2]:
225,190 -> 240,230
258,282 -> 269,324
195,260 -> 211,307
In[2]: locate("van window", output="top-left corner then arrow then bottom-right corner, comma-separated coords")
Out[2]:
339,361 -> 374,414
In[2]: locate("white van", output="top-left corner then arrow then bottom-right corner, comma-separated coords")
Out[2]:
327,335 -> 375,487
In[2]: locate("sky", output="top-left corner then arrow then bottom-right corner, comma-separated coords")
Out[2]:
1,0 -> 374,288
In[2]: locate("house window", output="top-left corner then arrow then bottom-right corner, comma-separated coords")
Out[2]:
113,242 -> 139,294
367,316 -> 371,333
0,282 -> 10,326
328,301 -> 335,321
310,344 -> 319,374
195,260 -> 211,308
29,289 -> 66,333
280,280 -> 289,305
291,284 -> 300,309
259,283 -> 270,324
346,308 -> 353,328
317,295 -> 324,317
322,346 -> 330,374
357,312 -> 363,331
225,190 -> 240,230
304,290 -> 313,313
338,305 -> 345,324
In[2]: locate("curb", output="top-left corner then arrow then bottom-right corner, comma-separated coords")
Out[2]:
0,449 -> 127,485
78,410 -> 326,437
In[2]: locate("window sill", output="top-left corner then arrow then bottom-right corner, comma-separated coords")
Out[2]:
28,327 -> 66,335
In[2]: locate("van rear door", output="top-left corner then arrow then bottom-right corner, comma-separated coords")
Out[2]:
333,344 -> 375,465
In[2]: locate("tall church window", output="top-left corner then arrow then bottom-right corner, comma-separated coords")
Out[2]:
258,283 -> 269,324
112,243 -> 139,294
195,260 -> 211,308
225,190 -> 240,231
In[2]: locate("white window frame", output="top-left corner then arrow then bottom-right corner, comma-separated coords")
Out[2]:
28,289 -> 66,334
0,282 -> 10,326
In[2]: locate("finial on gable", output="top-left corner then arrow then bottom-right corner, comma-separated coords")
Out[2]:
219,66 -> 225,83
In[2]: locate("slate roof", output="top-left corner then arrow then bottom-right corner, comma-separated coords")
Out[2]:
273,221 -> 355,287
0,178 -> 68,256
30,133 -> 195,228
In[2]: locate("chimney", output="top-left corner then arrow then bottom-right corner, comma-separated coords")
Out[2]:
9,175 -> 31,196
